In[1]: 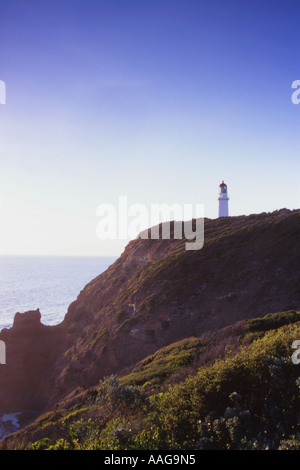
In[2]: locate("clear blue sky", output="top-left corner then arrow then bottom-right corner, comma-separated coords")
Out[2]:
0,0 -> 299,256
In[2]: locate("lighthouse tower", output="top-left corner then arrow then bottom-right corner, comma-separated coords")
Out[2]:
218,181 -> 229,217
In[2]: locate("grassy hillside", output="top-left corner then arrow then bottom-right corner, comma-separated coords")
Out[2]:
0,209 -> 299,449
1,310 -> 299,450
49,209 -> 300,407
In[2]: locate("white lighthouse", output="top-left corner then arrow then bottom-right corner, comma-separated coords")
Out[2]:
218,181 -> 229,217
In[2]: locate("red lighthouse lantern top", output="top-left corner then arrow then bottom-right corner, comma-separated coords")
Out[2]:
219,180 -> 227,187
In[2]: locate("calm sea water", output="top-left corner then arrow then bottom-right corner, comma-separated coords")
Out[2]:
0,255 -> 117,331
0,255 -> 117,439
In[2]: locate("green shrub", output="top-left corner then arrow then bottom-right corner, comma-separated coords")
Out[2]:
156,323 -> 300,449
94,375 -> 148,412
197,357 -> 299,450
47,439 -> 71,450
69,418 -> 101,448
121,338 -> 205,386
248,310 -> 300,332
31,438 -> 52,450
32,437 -> 70,450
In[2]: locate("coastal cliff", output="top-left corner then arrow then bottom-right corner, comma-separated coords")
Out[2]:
0,209 -> 299,425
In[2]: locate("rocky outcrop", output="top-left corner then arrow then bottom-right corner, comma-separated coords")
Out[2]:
0,310 -> 64,411
0,209 -> 299,416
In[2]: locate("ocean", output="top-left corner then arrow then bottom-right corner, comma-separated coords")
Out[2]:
0,255 -> 117,440
0,255 -> 117,331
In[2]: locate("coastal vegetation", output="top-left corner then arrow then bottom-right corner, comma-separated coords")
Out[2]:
0,209 -> 299,450
2,311 -> 299,450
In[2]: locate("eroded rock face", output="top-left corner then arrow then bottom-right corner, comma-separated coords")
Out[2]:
0,310 -> 64,411
12,309 -> 41,330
